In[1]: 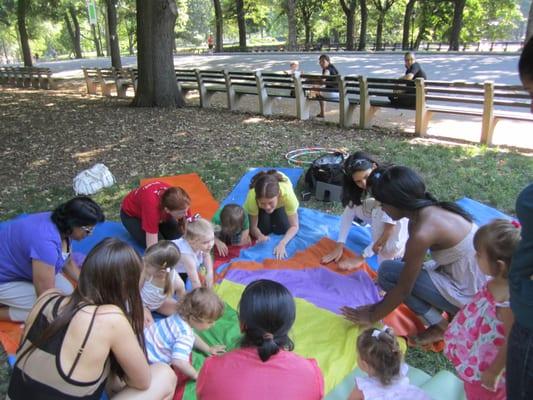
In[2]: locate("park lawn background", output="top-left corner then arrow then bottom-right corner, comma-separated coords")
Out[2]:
1,85 -> 532,374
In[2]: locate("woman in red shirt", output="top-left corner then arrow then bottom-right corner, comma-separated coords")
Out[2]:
196,279 -> 324,400
121,181 -> 191,248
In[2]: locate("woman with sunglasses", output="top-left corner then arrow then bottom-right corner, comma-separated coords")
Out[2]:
341,166 -> 485,346
321,151 -> 408,269
121,182 -> 192,249
0,196 -> 104,322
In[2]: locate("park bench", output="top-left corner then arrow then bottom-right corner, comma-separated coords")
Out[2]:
83,67 -> 133,97
414,79 -> 533,145
225,70 -> 259,111
358,77 -> 417,127
83,68 -> 107,95
195,69 -> 227,107
175,69 -> 199,97
114,68 -> 134,98
0,66 -> 14,85
256,71 -> 296,116
0,66 -> 55,89
296,73 -> 341,120
338,75 -> 363,128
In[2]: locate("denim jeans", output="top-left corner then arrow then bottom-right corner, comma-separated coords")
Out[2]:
506,321 -> 533,399
377,260 -> 459,326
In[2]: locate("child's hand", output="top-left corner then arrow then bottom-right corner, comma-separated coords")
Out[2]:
256,233 -> 269,243
208,344 -> 226,355
480,369 -> 498,391
143,307 -> 154,327
273,242 -> 287,259
372,241 -> 384,254
240,232 -> 252,246
214,238 -> 228,257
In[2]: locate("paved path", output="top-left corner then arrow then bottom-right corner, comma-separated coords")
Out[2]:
32,52 -> 532,150
37,52 -> 521,85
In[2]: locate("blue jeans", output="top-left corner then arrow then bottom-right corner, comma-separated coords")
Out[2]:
377,260 -> 459,326
506,321 -> 533,399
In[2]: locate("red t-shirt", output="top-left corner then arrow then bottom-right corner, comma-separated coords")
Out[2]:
196,347 -> 324,400
121,181 -> 173,234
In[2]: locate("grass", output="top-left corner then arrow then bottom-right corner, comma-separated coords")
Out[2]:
1,86 -> 532,377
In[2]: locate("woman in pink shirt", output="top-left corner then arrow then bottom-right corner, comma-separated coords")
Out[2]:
196,279 -> 324,400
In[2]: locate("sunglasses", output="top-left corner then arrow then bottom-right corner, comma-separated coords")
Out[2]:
342,158 -> 372,175
80,226 -> 95,235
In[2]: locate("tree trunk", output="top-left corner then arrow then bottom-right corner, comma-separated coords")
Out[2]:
304,21 -> 311,49
106,0 -> 122,68
213,0 -> 223,52
357,0 -> 367,51
286,0 -> 297,50
236,0 -> 246,51
17,0 -> 32,66
91,24 -> 103,56
402,0 -> 416,50
340,0 -> 357,51
376,14 -> 384,50
526,0 -> 533,42
127,29 -> 135,55
68,5 -> 83,58
449,0 -> 466,51
132,0 -> 184,107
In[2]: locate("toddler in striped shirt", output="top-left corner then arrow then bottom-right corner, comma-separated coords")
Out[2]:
144,287 -> 226,380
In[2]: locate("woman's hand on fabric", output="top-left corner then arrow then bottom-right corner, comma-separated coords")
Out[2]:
338,256 -> 365,271
208,344 -> 226,356
273,242 -> 287,259
214,238 -> 228,257
321,244 -> 343,264
340,304 -> 375,325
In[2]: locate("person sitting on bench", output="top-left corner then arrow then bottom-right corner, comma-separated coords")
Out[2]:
390,52 -> 427,108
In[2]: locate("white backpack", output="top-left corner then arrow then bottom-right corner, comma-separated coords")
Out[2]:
73,163 -> 116,195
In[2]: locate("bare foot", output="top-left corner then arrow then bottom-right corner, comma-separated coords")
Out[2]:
411,323 -> 447,346
338,256 -> 365,271
316,113 -> 324,118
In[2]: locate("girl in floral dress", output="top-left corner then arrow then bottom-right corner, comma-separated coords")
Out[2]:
444,219 -> 521,399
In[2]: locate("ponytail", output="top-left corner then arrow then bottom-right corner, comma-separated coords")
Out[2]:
424,192 -> 472,222
371,165 -> 472,222
238,280 -> 295,362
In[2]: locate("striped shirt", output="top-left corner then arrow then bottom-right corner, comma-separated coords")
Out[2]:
144,313 -> 195,363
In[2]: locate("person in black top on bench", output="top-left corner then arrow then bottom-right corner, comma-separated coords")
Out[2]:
390,52 -> 427,108
317,54 -> 339,118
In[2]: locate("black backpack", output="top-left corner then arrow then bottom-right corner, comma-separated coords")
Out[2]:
304,152 -> 346,190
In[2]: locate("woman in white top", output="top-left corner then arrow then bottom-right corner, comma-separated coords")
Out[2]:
322,151 -> 408,269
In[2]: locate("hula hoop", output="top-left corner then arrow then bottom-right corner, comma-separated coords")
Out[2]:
285,147 -> 348,166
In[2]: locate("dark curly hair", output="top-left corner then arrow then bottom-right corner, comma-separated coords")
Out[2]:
51,196 -> 105,235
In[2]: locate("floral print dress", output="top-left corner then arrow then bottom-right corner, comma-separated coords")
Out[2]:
444,284 -> 508,391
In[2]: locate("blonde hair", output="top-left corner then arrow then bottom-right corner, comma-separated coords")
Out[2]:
357,327 -> 402,386
184,217 -> 214,242
144,240 -> 181,296
473,219 -> 521,277
177,287 -> 225,322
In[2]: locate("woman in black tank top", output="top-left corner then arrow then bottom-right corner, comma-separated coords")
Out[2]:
8,238 -> 177,400
317,54 -> 339,118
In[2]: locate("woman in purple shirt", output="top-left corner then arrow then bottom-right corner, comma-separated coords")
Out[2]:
0,196 -> 104,322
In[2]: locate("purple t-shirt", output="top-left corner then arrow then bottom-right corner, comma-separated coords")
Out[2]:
0,212 -> 65,283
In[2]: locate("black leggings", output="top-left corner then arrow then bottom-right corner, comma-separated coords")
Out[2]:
120,209 -> 183,248
257,207 -> 290,235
